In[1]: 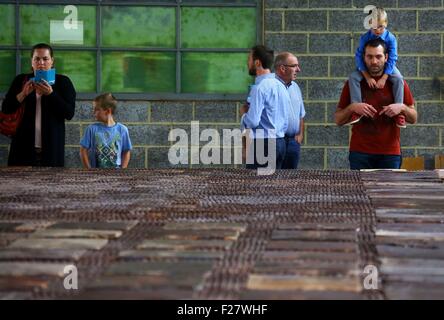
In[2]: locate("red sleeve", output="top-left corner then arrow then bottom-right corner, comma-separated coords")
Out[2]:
337,81 -> 351,109
403,80 -> 415,106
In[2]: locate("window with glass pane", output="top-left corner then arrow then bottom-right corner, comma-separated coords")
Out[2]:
181,7 -> 256,49
0,5 -> 15,46
0,51 -> 16,92
102,52 -> 176,93
20,50 -> 96,93
56,51 -> 97,92
1,1 -> 260,97
182,0 -> 257,3
182,53 -> 250,94
20,5 -> 96,47
101,6 -> 175,48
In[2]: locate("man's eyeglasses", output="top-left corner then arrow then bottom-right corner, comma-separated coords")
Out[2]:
283,64 -> 299,68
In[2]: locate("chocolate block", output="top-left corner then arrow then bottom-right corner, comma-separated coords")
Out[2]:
0,249 -> 86,261
266,241 -> 356,253
271,230 -> 356,241
119,250 -> 224,260
246,274 -> 360,292
0,262 -> 67,277
50,221 -> 137,231
8,238 -> 108,250
146,229 -> 241,241
137,239 -> 233,250
30,229 -> 122,239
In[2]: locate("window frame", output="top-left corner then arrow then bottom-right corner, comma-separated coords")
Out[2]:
0,0 -> 263,100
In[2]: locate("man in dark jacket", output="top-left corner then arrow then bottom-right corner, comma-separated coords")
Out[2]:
2,43 -> 76,167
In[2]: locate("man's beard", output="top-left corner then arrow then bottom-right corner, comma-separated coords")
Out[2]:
367,64 -> 383,76
248,66 -> 257,76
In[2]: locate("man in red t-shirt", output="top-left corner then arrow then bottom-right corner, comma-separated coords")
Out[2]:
335,38 -> 417,170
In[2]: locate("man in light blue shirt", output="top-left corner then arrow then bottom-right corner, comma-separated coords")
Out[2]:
240,45 -> 291,170
274,52 -> 306,169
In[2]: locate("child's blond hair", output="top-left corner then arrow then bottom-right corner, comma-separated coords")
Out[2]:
371,7 -> 388,27
94,93 -> 117,114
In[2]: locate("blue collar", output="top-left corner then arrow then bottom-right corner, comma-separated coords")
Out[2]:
275,74 -> 293,88
255,72 -> 275,85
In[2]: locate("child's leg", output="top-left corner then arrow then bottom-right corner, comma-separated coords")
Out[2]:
348,70 -> 364,103
344,70 -> 365,125
389,66 -> 404,104
389,66 -> 406,128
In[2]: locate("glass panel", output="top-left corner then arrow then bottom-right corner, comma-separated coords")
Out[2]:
0,5 -> 15,45
182,52 -> 251,93
181,7 -> 256,48
101,6 -> 175,48
20,51 -> 32,75
55,51 -> 96,92
182,0 -> 257,3
0,51 -> 16,92
21,50 -> 96,93
20,5 -> 96,46
101,52 -> 176,93
105,0 -> 177,2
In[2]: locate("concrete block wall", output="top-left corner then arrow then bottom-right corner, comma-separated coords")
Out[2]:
1,0 -> 443,169
265,0 -> 444,169
0,99 -> 244,168
64,100 -> 243,169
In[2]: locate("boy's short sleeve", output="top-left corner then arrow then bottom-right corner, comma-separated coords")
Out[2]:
120,125 -> 132,152
80,125 -> 93,149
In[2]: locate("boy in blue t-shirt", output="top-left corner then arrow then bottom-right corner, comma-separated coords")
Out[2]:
347,7 -> 405,128
80,93 -> 132,168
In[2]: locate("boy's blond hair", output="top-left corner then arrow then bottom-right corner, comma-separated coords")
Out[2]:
94,93 -> 117,114
371,7 -> 388,27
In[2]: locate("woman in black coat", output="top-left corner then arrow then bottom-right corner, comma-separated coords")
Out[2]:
1,43 -> 76,167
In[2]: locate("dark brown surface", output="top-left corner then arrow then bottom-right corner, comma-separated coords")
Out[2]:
0,168 -> 442,299
362,170 -> 444,300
